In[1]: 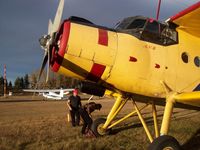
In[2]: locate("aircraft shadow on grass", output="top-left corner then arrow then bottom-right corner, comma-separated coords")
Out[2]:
102,111 -> 200,149
182,128 -> 200,150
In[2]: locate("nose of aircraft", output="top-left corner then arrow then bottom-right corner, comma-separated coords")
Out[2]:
50,20 -> 71,73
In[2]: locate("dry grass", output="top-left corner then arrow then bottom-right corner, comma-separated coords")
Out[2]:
0,96 -> 200,150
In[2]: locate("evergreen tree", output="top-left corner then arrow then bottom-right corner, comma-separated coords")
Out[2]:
24,74 -> 29,89
8,81 -> 12,91
14,77 -> 21,91
20,77 -> 24,89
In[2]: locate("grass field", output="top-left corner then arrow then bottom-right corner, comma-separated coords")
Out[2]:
0,96 -> 200,150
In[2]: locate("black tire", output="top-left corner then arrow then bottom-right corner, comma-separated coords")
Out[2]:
148,135 -> 181,150
91,118 -> 111,137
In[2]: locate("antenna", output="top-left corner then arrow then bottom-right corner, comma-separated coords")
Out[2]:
156,0 -> 161,20
4,64 -> 7,97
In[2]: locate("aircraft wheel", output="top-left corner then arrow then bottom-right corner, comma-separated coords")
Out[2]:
148,135 -> 181,150
91,118 -> 110,137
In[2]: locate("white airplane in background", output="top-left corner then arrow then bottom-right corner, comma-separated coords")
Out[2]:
23,88 -> 74,100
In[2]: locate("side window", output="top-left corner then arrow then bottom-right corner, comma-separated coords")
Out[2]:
141,20 -> 160,43
145,20 -> 159,34
194,56 -> 200,67
181,52 -> 189,63
161,27 -> 178,45
115,19 -> 131,30
141,20 -> 178,46
127,19 -> 146,29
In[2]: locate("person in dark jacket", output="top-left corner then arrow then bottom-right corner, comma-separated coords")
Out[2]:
79,102 -> 102,135
67,89 -> 82,127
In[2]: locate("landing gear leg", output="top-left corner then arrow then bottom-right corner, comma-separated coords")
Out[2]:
149,93 -> 181,150
91,91 -> 126,137
160,94 -> 175,135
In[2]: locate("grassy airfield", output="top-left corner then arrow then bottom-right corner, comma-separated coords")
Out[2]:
0,96 -> 200,150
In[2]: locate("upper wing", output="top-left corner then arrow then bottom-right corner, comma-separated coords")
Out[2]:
23,89 -> 74,93
166,2 -> 200,37
174,91 -> 200,107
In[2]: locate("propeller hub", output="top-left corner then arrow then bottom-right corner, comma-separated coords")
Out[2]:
39,35 -> 51,50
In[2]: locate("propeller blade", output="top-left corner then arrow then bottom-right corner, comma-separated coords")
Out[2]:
38,0 -> 65,85
48,19 -> 53,35
38,52 -> 48,82
52,0 -> 65,34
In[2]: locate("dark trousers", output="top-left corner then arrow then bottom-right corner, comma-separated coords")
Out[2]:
70,109 -> 80,126
79,108 -> 93,134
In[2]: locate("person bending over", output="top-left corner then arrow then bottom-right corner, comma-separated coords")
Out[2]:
79,102 -> 102,135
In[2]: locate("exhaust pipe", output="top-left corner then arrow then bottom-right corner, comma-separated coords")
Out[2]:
78,81 -> 106,97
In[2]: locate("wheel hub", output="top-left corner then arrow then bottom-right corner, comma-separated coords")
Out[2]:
163,147 -> 174,150
97,124 -> 107,136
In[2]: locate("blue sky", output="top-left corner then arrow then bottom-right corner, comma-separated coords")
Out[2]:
0,0 -> 199,84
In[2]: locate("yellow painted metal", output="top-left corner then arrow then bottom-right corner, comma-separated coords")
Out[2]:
108,104 -> 148,129
104,90 -> 122,98
152,103 -> 159,138
175,29 -> 200,93
105,32 -> 168,98
101,65 -> 112,81
67,23 -> 117,66
58,53 -> 93,79
102,92 -> 123,129
67,23 -> 97,57
160,95 -> 175,135
108,99 -> 128,124
133,101 -> 153,143
174,91 -> 200,107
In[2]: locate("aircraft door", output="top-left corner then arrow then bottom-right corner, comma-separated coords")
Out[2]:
163,45 -> 179,91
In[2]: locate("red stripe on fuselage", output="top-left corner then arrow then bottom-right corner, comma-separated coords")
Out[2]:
51,21 -> 71,72
86,63 -> 106,82
98,29 -> 108,46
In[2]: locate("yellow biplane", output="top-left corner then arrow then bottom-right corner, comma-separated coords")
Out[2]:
38,0 -> 200,149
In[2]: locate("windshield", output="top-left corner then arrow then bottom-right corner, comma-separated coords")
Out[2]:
115,17 -> 178,46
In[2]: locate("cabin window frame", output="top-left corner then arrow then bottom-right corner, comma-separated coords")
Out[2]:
115,17 -> 178,46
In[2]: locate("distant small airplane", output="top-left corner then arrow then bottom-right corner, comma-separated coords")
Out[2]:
23,88 -> 74,100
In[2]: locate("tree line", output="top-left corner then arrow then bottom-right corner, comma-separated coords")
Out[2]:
0,72 -> 80,95
0,74 -> 29,95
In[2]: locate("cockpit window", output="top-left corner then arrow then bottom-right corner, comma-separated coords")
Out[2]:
115,18 -> 132,30
145,20 -> 159,33
126,19 -> 146,29
115,16 -> 178,46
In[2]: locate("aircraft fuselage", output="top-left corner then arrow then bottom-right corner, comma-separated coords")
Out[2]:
50,17 -> 200,99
